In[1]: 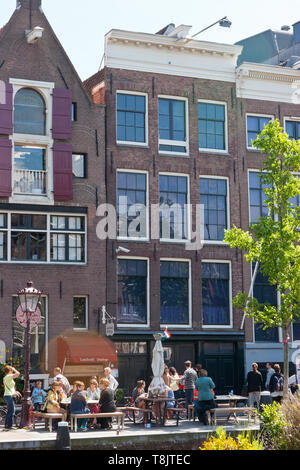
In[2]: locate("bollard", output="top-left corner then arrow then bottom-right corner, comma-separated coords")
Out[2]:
56,421 -> 71,450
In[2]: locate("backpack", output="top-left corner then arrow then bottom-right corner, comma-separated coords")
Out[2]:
274,375 -> 284,392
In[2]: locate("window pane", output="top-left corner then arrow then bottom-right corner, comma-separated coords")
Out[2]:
160,261 -> 189,325
202,263 -> 230,325
117,171 -> 147,238
117,93 -> 146,143
118,259 -> 148,324
14,88 -> 46,135
199,103 -> 225,150
72,154 -> 86,178
14,147 -> 45,171
73,297 -> 87,329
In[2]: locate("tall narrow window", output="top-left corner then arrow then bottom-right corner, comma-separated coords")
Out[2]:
117,171 -> 147,239
249,172 -> 271,223
253,265 -> 279,342
73,297 -> 88,329
159,174 -> 188,241
200,178 -> 228,241
198,102 -> 226,151
247,115 -> 272,148
118,259 -> 148,325
202,262 -> 231,326
0,214 -> 7,260
14,146 -> 46,195
159,98 -> 187,154
14,88 -> 46,135
117,93 -> 146,144
160,260 -> 190,325
285,120 -> 300,141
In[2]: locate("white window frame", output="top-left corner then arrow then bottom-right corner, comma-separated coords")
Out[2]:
116,90 -> 149,147
0,211 -> 87,265
201,259 -> 233,329
159,172 -> 191,243
117,256 -> 150,329
160,257 -> 192,329
158,95 -> 189,157
9,78 -> 55,205
283,115 -> 300,140
199,175 -> 230,245
73,295 -> 89,331
198,99 -> 228,154
116,169 -> 149,242
246,113 -> 274,151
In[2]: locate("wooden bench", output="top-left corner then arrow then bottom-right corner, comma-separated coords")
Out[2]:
207,407 -> 257,426
188,405 -> 195,421
117,406 -> 153,424
70,411 -> 124,432
166,407 -> 187,426
32,411 -> 64,432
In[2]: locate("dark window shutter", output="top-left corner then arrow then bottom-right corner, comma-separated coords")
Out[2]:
0,83 -> 13,135
0,139 -> 12,197
52,88 -> 72,140
53,142 -> 73,201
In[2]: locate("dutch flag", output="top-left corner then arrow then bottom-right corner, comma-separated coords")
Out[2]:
163,327 -> 171,340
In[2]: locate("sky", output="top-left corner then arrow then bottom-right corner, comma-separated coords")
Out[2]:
1,0 -> 300,80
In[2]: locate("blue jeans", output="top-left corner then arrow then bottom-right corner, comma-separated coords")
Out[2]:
4,396 -> 15,429
72,408 -> 90,427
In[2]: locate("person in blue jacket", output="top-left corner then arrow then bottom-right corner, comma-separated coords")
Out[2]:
31,380 -> 47,411
194,369 -> 216,425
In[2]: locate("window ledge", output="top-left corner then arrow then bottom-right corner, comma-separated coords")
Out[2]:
199,149 -> 230,156
159,152 -> 190,158
116,142 -> 149,149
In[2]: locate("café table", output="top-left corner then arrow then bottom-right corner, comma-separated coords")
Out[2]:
142,397 -> 172,426
215,394 -> 248,407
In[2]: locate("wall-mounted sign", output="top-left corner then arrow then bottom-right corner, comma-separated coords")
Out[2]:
106,321 -> 115,337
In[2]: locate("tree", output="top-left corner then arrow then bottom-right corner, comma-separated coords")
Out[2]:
224,120 -> 300,397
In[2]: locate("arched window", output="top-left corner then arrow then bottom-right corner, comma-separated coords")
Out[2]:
14,88 -> 46,135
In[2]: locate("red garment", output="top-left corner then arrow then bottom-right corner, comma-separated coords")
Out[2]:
89,404 -> 100,414
179,375 -> 184,391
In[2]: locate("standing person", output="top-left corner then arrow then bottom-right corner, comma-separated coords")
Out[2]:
31,380 -> 47,412
246,362 -> 263,408
194,369 -> 216,425
49,367 -> 71,396
3,365 -> 20,430
269,364 -> 284,403
180,360 -> 197,412
97,378 -> 117,430
195,364 -> 202,375
162,365 -> 171,387
103,367 -> 119,392
265,362 -> 275,391
70,381 -> 91,432
169,367 -> 181,400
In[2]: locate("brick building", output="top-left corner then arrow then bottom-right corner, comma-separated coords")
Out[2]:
84,23 -> 300,394
0,0 -> 107,386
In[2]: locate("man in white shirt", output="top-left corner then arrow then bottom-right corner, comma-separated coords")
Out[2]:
49,367 -> 71,395
104,367 -> 119,391
265,362 -> 275,391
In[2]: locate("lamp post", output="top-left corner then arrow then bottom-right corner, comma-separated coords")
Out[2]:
191,16 -> 232,39
17,280 -> 42,428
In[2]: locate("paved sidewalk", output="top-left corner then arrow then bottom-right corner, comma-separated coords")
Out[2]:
0,419 -> 260,450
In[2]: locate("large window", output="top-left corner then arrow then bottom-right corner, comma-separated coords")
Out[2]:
285,120 -> 300,141
158,97 -> 188,154
253,265 -> 279,342
14,88 -> 46,135
117,92 -> 147,144
200,177 -> 228,242
12,296 -> 47,373
14,146 -> 46,195
160,260 -> 190,325
202,262 -> 231,326
73,296 -> 88,330
0,212 -> 86,264
249,171 -> 270,223
117,258 -> 148,325
159,174 -> 188,241
117,171 -> 147,239
198,102 -> 226,151
247,115 -> 272,148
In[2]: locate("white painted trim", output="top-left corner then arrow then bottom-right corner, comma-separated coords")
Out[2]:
116,256 -> 150,329
199,175 -> 230,245
198,99 -> 228,153
160,257 -> 192,329
201,259 -> 233,329
116,90 -> 149,147
158,95 -> 189,156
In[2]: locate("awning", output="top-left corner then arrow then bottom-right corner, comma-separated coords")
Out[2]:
57,332 -> 117,369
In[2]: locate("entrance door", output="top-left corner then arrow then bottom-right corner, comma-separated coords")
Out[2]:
201,342 -> 235,395
163,342 -> 196,374
118,355 -> 148,396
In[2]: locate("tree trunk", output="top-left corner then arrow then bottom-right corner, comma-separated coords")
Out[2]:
282,324 -> 289,399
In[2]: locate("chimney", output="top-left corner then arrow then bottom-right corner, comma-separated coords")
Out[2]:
16,0 -> 42,9
293,20 -> 300,44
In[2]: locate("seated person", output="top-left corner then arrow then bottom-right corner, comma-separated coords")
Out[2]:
70,381 -> 90,431
132,380 -> 146,406
42,381 -> 67,428
31,380 -> 47,412
97,378 -> 117,430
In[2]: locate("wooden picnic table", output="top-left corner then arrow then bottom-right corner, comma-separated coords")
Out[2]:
215,395 -> 248,406
143,397 -> 172,426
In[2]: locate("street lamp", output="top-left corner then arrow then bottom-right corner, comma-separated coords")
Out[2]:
190,16 -> 232,39
17,281 -> 42,428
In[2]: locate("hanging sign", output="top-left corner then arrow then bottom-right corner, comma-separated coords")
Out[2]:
106,320 -> 115,337
16,306 -> 41,330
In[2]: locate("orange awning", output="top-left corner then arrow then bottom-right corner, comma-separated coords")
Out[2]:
57,332 -> 117,368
